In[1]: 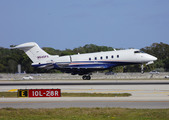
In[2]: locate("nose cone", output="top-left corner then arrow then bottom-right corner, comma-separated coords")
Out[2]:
150,55 -> 157,61
154,57 -> 157,61
139,53 -> 157,63
152,56 -> 157,61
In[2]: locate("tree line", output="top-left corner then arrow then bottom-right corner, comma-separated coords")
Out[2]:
0,42 -> 168,73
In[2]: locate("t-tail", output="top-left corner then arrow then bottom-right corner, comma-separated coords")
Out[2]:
11,42 -> 58,69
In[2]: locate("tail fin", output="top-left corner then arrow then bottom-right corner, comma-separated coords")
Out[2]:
12,42 -> 56,63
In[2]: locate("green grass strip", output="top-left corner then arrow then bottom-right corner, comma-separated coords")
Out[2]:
0,92 -> 131,98
0,107 -> 169,120
61,92 -> 131,97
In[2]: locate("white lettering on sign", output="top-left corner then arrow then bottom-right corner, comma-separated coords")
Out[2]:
29,89 -> 61,97
55,91 -> 58,96
46,91 -> 50,96
39,91 -> 43,96
35,91 -> 38,96
51,91 -> 54,96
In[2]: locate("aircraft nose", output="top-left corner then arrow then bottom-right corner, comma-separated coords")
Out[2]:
151,56 -> 157,61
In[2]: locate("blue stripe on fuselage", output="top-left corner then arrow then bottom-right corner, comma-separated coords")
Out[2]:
32,61 -> 140,69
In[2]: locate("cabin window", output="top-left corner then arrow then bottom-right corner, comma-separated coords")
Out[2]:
117,55 -> 119,58
134,51 -> 145,53
134,51 -> 140,53
106,56 -> 108,59
100,56 -> 103,60
111,55 -> 113,58
95,57 -> 97,60
89,58 -> 91,61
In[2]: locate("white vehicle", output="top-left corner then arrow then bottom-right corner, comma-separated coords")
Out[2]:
149,71 -> 159,74
164,75 -> 169,78
12,42 -> 157,80
22,76 -> 33,80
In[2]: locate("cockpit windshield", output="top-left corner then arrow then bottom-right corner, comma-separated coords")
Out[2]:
134,51 -> 145,53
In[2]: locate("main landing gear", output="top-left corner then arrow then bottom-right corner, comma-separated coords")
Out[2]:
82,75 -> 91,80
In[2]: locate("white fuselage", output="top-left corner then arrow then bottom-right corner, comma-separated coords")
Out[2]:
32,49 -> 157,70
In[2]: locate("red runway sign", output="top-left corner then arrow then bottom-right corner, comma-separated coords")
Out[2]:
29,89 -> 61,97
18,89 -> 61,97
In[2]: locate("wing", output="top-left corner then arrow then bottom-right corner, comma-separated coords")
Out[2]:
52,62 -> 116,75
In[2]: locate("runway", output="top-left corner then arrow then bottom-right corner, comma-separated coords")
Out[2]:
0,80 -> 169,109
1,80 -> 169,86
0,97 -> 169,109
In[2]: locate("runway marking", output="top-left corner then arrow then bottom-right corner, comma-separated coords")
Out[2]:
95,90 -> 142,93
163,93 -> 169,95
7,89 -> 18,92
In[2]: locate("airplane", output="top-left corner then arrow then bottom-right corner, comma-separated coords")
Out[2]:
12,42 -> 157,80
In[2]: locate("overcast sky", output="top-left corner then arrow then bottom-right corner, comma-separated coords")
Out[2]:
1,0 -> 169,50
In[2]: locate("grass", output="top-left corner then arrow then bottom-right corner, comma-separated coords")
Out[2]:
0,92 -> 17,98
62,92 -> 131,97
0,107 -> 169,120
0,92 -> 131,98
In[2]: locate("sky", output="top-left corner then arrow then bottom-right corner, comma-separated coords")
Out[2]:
0,0 -> 169,50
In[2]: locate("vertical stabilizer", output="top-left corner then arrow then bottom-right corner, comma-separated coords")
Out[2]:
12,42 -> 53,63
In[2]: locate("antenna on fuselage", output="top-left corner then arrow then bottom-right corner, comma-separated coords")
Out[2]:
114,48 -> 116,51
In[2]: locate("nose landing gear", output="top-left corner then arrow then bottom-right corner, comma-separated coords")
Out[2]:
141,64 -> 144,74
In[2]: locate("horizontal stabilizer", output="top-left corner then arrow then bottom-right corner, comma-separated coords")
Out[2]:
11,42 -> 36,50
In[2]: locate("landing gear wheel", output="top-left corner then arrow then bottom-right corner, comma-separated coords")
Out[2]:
82,75 -> 91,80
82,76 -> 87,80
86,76 -> 91,80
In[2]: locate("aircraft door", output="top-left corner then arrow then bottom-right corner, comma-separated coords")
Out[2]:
69,56 -> 72,63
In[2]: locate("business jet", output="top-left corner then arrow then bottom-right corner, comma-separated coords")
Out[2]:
12,42 -> 157,80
